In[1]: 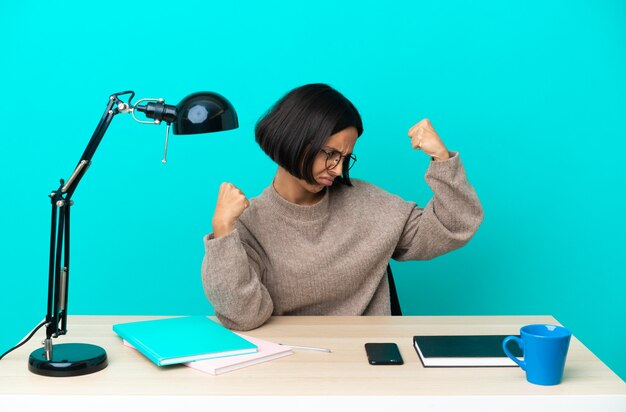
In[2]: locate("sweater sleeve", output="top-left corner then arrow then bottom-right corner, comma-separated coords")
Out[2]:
201,225 -> 274,331
392,151 -> 483,261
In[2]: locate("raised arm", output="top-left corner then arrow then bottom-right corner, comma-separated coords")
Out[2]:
393,119 -> 483,260
201,183 -> 274,330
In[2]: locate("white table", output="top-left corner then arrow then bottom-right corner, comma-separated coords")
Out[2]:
1,315 -> 624,411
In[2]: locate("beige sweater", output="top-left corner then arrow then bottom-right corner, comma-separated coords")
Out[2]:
202,152 -> 483,330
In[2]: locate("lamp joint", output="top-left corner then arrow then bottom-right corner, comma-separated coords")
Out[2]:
43,338 -> 53,361
117,102 -> 131,113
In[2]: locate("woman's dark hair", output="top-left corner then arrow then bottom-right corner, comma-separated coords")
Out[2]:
255,83 -> 363,186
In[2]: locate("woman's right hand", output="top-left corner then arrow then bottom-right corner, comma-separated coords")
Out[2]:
212,182 -> 250,238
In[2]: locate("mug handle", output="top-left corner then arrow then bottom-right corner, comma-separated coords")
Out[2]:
503,336 -> 526,370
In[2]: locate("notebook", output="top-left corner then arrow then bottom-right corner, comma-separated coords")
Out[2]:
186,334 -> 293,375
413,335 -> 523,367
112,316 -> 257,366
124,333 -> 293,375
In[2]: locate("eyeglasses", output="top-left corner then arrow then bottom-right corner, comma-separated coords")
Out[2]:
321,148 -> 357,171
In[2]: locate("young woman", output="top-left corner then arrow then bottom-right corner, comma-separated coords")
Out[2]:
202,83 -> 483,331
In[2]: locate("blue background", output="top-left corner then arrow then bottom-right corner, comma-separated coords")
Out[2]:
1,1 -> 624,380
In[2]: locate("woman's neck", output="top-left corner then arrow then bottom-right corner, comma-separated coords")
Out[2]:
273,167 -> 324,206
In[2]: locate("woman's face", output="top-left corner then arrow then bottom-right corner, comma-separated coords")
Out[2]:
300,126 -> 358,194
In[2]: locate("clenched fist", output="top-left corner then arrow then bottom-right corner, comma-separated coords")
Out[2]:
408,118 -> 450,161
212,182 -> 250,238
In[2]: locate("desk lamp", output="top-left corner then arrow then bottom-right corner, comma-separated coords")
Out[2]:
27,90 -> 238,377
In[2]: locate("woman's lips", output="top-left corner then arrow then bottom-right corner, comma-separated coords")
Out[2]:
318,177 -> 334,186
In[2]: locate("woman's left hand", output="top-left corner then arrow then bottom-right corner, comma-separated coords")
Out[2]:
408,118 -> 450,161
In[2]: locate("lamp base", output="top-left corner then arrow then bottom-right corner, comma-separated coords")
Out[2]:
28,343 -> 108,377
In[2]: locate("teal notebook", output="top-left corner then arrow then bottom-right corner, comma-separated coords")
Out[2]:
112,316 -> 257,366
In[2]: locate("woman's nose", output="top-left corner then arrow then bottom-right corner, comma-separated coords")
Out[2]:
328,164 -> 342,177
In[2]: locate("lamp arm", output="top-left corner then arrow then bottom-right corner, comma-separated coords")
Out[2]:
63,91 -> 134,198
44,92 -> 133,346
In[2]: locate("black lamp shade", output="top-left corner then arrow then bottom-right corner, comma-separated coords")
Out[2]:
173,92 -> 238,135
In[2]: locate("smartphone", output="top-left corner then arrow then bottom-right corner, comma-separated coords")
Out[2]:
364,343 -> 404,365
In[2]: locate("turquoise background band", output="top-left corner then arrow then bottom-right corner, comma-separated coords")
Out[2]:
1,1 -> 624,380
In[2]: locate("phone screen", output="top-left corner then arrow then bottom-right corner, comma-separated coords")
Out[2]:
365,343 -> 404,365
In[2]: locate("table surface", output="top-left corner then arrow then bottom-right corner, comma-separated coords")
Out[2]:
1,315 -> 625,397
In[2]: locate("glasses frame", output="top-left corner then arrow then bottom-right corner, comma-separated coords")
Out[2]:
321,148 -> 357,171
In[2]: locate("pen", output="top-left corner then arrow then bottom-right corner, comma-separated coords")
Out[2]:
278,344 -> 332,353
